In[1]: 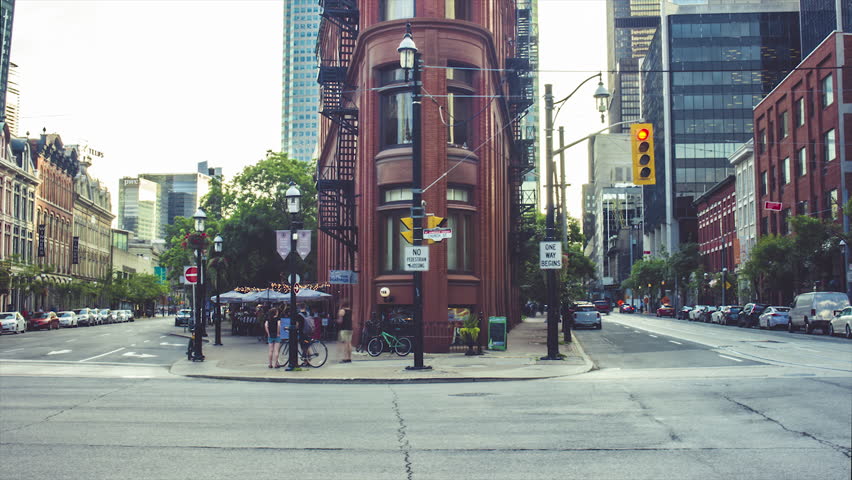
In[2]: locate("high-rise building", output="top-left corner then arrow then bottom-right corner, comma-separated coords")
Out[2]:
800,0 -> 851,56
117,177 -> 160,242
640,0 -> 801,255
4,61 -> 18,135
281,0 -> 321,162
70,145 -> 113,286
606,0 -> 660,132
0,0 -> 14,119
519,0 -> 540,211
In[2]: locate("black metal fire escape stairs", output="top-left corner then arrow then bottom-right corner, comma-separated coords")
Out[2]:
316,0 -> 359,266
507,3 -> 538,254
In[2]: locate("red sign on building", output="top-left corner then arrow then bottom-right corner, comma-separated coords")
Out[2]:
764,201 -> 782,211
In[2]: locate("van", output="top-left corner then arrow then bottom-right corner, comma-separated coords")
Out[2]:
789,292 -> 850,334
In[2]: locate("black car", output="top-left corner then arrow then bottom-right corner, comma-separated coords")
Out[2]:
739,303 -> 768,328
175,309 -> 193,327
677,306 -> 693,320
619,304 -> 636,314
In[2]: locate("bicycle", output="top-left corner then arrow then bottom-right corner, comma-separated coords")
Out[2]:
367,330 -> 412,357
279,338 -> 328,368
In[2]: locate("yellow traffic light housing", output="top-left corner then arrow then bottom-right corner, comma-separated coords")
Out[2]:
400,217 -> 415,244
631,123 -> 656,185
426,215 -> 446,229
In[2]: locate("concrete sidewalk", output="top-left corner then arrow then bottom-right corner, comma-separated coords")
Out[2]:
169,314 -> 593,383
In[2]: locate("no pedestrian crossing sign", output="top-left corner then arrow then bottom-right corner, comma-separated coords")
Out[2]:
404,246 -> 429,271
539,241 -> 562,269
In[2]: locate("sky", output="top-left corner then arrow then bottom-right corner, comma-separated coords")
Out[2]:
9,0 -> 606,220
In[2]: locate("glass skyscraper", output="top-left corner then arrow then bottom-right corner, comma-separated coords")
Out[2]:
281,0 -> 321,162
641,1 -> 801,251
799,0 -> 851,56
0,0 -> 15,119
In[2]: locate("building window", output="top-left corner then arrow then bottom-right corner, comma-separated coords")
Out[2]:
778,111 -> 788,139
795,97 -> 805,127
796,147 -> 807,177
380,0 -> 414,21
780,208 -> 791,235
759,171 -> 767,196
446,92 -> 471,146
380,91 -> 413,147
446,211 -> 473,273
381,210 -> 409,273
757,129 -> 766,153
383,187 -> 413,203
796,201 -> 808,215
827,189 -> 839,220
781,157 -> 790,184
447,187 -> 470,202
820,74 -> 834,107
823,129 -> 836,162
445,0 -> 470,20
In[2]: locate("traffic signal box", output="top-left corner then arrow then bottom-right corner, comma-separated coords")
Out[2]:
631,123 -> 656,186
400,215 -> 446,244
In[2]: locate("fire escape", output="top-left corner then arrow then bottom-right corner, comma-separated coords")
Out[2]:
507,2 -> 538,254
316,0 -> 359,268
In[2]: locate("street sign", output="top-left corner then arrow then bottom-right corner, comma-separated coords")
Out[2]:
764,201 -> 782,211
539,241 -> 562,269
297,230 -> 312,259
423,228 -> 452,241
329,270 -> 358,284
404,246 -> 429,271
724,281 -> 732,290
184,266 -> 198,284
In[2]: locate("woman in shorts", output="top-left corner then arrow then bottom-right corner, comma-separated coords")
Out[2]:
264,307 -> 281,368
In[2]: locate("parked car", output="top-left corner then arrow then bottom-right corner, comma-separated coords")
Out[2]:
592,300 -> 612,315
789,291 -> 850,334
98,309 -> 114,324
57,311 -> 78,328
689,306 -> 707,321
712,305 -> 742,326
0,312 -> 27,334
699,306 -> 718,323
758,306 -> 791,330
656,304 -> 675,317
28,311 -> 59,331
573,304 -> 602,329
828,306 -> 852,339
74,308 -> 96,326
124,310 -> 135,322
619,304 -> 636,314
175,309 -> 193,327
114,310 -> 128,323
739,303 -> 769,328
677,306 -> 693,320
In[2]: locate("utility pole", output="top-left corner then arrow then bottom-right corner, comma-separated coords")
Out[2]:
542,84 -> 561,359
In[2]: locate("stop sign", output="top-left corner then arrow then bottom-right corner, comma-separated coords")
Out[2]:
184,266 -> 198,284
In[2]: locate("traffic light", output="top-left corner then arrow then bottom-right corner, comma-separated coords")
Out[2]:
400,217 -> 415,244
425,215 -> 446,229
631,123 -> 656,185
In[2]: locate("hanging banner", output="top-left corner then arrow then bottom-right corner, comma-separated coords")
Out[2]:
72,237 -> 79,264
297,230 -> 312,259
37,224 -> 46,257
275,230 -> 291,260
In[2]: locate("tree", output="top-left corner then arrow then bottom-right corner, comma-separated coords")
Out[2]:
739,235 -> 795,303
668,242 -> 700,305
789,215 -> 844,292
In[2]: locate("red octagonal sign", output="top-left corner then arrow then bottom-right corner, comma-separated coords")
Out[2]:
184,266 -> 198,284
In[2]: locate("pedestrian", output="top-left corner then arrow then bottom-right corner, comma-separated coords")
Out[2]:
336,301 -> 353,363
264,306 -> 281,368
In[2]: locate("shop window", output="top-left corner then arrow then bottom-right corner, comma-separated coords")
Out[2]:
381,0 -> 414,21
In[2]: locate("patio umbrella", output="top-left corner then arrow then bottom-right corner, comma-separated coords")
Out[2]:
296,288 -> 332,300
241,289 -> 289,303
210,290 -> 246,303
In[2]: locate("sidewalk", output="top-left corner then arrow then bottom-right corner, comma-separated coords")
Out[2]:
169,314 -> 593,383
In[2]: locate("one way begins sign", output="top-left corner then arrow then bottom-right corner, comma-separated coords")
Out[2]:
539,241 -> 562,269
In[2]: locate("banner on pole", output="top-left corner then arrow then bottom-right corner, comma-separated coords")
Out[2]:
297,230 -> 312,259
275,230 -> 291,260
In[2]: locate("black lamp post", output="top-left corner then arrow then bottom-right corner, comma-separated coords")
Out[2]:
399,24 -> 430,371
284,181 -> 302,371
721,267 -> 728,306
191,208 -> 206,362
213,234 -> 223,346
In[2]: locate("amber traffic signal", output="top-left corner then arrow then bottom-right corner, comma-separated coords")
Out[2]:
631,123 -> 656,186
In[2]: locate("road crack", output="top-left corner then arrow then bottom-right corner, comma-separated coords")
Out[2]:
390,386 -> 414,480
722,395 -> 851,458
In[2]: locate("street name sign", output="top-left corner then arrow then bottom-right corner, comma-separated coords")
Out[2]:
539,241 -> 562,269
764,201 -> 782,211
423,228 -> 452,241
404,246 -> 429,271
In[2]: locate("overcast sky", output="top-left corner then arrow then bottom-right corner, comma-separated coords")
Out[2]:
10,0 -> 606,219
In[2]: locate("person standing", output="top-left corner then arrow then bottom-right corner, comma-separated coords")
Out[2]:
337,302 -> 353,363
264,307 -> 281,368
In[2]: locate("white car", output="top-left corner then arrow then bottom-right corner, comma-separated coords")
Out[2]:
0,312 -> 27,334
74,308 -> 96,326
758,306 -> 791,329
573,304 -> 602,329
689,306 -> 707,321
115,310 -> 128,323
828,306 -> 852,339
57,311 -> 78,328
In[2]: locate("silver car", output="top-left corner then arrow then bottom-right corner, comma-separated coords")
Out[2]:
758,306 -> 791,329
0,312 -> 27,334
573,304 -> 602,329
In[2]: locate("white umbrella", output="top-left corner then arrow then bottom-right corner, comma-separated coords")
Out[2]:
296,288 -> 332,300
210,290 -> 246,303
241,289 -> 289,303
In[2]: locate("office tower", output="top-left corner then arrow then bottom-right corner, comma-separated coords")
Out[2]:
800,0 -> 851,56
0,0 -> 14,118
281,0 -> 321,162
606,0 -> 661,132
519,0 -> 540,211
118,177 -> 160,242
640,0 -> 801,254
4,61 -> 18,135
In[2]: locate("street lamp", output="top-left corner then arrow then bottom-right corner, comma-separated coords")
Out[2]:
399,24 -> 430,371
703,272 -> 709,304
285,181 -> 302,371
721,267 -> 728,306
841,239 -> 849,299
191,208 -> 206,362
213,234 -> 223,346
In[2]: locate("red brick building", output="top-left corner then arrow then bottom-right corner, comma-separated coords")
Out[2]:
314,2 -> 532,351
695,176 -> 736,273
754,32 -> 850,237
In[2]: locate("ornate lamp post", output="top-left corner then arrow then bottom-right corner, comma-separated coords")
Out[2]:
213,234 -> 224,346
721,267 -> 728,306
285,181 -> 302,371
191,208 -> 206,362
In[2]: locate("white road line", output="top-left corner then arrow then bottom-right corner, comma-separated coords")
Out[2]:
668,340 -> 683,345
143,340 -> 150,343
65,339 -> 76,342
648,334 -> 658,338
159,336 -> 166,338
633,330 -> 641,333
2,348 -> 23,353
79,347 -> 125,363
718,354 -> 743,362
99,333 -> 111,337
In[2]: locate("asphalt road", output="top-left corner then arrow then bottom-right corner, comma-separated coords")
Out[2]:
0,315 -> 850,480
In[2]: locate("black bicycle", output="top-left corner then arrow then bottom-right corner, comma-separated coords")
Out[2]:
279,338 -> 328,368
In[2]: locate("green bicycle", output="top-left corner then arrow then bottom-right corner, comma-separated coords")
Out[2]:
367,330 -> 412,357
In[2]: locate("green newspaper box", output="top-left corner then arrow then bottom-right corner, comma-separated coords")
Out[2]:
488,316 -> 507,351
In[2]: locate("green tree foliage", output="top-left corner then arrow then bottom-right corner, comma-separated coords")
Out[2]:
739,234 -> 795,302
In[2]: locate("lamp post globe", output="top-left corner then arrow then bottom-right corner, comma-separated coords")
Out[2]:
285,181 -> 301,215
193,208 -> 206,233
397,23 -> 417,70
593,79 -> 611,121
214,234 -> 223,253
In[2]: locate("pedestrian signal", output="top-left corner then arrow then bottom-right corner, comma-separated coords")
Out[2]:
631,123 -> 656,185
